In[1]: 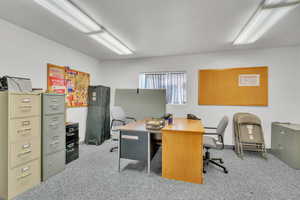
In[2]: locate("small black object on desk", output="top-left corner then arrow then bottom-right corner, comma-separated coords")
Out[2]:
187,114 -> 201,120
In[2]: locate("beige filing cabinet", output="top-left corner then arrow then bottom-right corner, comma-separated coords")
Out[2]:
0,92 -> 41,200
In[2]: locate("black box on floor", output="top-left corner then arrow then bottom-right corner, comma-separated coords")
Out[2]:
66,122 -> 79,164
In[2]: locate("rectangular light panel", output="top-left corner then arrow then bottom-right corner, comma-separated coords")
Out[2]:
34,0 -> 101,33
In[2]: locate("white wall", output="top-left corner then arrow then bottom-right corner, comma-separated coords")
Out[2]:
100,46 -> 300,148
0,18 -> 103,141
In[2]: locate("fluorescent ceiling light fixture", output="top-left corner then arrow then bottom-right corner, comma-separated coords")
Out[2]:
90,32 -> 133,55
233,0 -> 300,45
34,0 -> 101,33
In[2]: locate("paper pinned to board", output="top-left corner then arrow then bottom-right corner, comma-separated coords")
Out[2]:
239,74 -> 260,86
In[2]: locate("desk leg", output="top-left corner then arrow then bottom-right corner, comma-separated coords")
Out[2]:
118,131 -> 121,172
147,132 -> 151,174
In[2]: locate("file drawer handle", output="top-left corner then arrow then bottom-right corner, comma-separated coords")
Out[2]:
51,98 -> 58,103
50,140 -> 60,146
49,123 -> 58,128
17,128 -> 32,135
22,144 -> 32,149
67,143 -> 74,148
50,104 -> 59,110
67,132 -> 75,136
21,98 -> 31,103
20,105 -> 32,109
278,144 -> 284,150
280,130 -> 285,135
67,148 -> 75,153
18,149 -> 32,157
122,135 -> 139,140
22,120 -> 31,126
18,172 -> 32,180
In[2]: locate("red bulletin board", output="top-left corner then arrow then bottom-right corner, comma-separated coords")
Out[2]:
47,64 -> 66,94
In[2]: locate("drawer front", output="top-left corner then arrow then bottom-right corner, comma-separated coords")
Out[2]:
10,139 -> 41,168
43,150 -> 65,181
43,115 -> 65,154
280,129 -> 300,169
66,130 -> 79,142
120,131 -> 148,161
10,94 -> 40,118
271,124 -> 282,158
9,117 -> 40,142
43,95 -> 65,115
43,114 -> 65,137
8,159 -> 40,199
43,133 -> 65,155
66,140 -> 79,164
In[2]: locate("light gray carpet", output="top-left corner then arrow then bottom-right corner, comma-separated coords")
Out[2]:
15,141 -> 300,200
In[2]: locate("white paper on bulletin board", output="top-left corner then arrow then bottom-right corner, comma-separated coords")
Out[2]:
239,74 -> 260,86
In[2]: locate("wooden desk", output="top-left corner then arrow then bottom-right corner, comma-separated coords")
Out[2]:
118,118 -> 204,184
162,118 -> 204,184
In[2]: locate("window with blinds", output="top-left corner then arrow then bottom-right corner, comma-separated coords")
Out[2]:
139,71 -> 187,104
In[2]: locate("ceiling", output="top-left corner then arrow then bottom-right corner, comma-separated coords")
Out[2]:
0,0 -> 299,61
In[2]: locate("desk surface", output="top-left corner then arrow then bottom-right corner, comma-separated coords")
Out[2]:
119,118 -> 204,134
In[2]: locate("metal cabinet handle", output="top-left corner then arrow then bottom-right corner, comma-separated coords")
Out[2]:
49,123 -> 58,128
18,149 -> 32,157
21,98 -> 31,103
67,148 -> 75,153
278,144 -> 284,150
17,128 -> 32,135
50,140 -> 60,146
22,120 -> 31,126
50,104 -> 59,110
280,130 -> 285,135
67,132 -> 75,136
67,143 -> 74,148
17,172 -> 32,180
20,105 -> 32,111
22,144 -> 32,149
51,98 -> 58,103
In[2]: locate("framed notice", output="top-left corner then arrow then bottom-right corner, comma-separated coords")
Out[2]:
47,64 -> 90,107
239,74 -> 260,86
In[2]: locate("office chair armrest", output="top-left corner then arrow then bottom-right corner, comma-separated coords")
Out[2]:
204,132 -> 219,136
111,119 -> 126,129
126,117 -> 136,121
204,127 -> 217,129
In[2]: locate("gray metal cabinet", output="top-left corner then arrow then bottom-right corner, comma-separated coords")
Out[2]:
271,122 -> 300,169
42,94 -> 66,181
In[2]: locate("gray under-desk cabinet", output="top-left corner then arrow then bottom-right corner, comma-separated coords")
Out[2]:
271,122 -> 300,169
42,93 -> 66,181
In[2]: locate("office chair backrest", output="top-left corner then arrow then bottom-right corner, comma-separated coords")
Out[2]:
216,116 -> 229,138
111,106 -> 126,121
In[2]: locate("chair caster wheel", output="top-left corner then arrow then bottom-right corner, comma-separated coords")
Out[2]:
203,170 -> 206,174
224,170 -> 228,174
220,160 -> 224,164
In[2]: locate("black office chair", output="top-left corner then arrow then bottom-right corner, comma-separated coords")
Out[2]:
203,116 -> 229,174
110,106 -> 136,152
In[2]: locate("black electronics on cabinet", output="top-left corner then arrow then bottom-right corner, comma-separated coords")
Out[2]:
66,122 -> 79,164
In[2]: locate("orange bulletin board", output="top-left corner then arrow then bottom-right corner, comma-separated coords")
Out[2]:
65,67 -> 90,107
47,64 -> 90,108
198,66 -> 268,106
